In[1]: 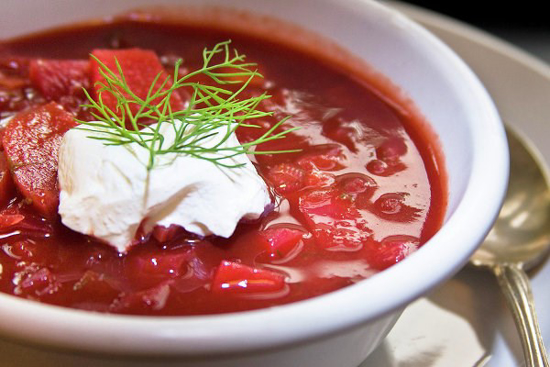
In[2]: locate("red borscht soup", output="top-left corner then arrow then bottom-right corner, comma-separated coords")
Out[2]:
0,16 -> 445,315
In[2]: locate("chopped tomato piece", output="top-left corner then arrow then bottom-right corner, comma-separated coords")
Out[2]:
260,227 -> 304,260
211,260 -> 285,294
29,59 -> 90,100
1,102 -> 77,218
90,48 -> 184,120
0,153 -> 15,207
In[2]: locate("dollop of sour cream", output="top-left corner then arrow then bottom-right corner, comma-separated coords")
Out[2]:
57,120 -> 272,253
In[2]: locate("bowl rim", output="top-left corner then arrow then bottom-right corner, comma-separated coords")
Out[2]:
0,0 -> 509,356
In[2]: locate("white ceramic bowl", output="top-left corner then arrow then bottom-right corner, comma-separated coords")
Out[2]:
0,1 -> 508,366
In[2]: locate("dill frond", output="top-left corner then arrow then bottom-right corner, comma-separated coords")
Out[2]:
77,40 -> 298,171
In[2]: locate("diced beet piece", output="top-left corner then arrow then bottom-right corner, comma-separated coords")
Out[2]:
376,137 -> 408,162
266,162 -> 305,194
366,159 -> 388,176
0,153 -> 15,207
2,102 -> 77,218
111,282 -> 171,313
15,266 -> 61,297
299,189 -> 368,250
2,213 -> 53,237
0,57 -> 31,90
338,174 -> 377,197
29,59 -> 90,100
260,227 -> 304,260
171,247 -> 217,293
0,213 -> 24,230
375,193 -> 405,215
0,75 -> 27,89
364,236 -> 419,270
90,48 -> 184,120
373,192 -> 421,222
124,247 -> 190,289
128,251 -> 187,278
0,205 -> 54,241
323,124 -> 358,151
299,188 -> 359,221
151,224 -> 184,243
365,159 -> 405,177
211,260 -> 285,295
2,238 -> 45,262
295,145 -> 345,172
304,170 -> 335,188
73,270 -> 120,300
311,223 -> 368,250
336,173 -> 378,208
0,127 -> 6,150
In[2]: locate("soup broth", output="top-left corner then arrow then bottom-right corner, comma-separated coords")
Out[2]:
0,17 -> 445,315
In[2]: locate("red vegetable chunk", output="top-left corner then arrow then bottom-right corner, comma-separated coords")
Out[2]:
14,266 -> 61,298
29,59 -> 90,100
72,271 -> 121,306
111,282 -> 171,313
299,188 -> 369,250
124,246 -> 190,290
151,224 -> 184,243
90,48 -> 184,119
299,188 -> 359,221
0,214 -> 24,230
1,102 -> 77,218
266,163 -> 305,194
0,154 -> 15,207
260,227 -> 305,260
212,261 -> 285,295
364,236 -> 419,270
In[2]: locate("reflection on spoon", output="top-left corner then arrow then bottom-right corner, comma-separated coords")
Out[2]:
470,126 -> 550,367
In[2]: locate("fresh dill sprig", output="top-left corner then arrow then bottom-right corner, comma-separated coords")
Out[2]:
77,40 -> 299,170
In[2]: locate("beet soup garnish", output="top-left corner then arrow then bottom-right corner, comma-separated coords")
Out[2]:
78,40 -> 299,171
56,41 -> 301,253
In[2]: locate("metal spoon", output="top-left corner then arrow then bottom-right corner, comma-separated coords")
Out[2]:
470,126 -> 550,367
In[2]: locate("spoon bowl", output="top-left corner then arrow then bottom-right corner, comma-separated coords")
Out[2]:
470,125 -> 550,366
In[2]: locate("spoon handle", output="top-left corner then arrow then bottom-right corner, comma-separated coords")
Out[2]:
494,263 -> 549,367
